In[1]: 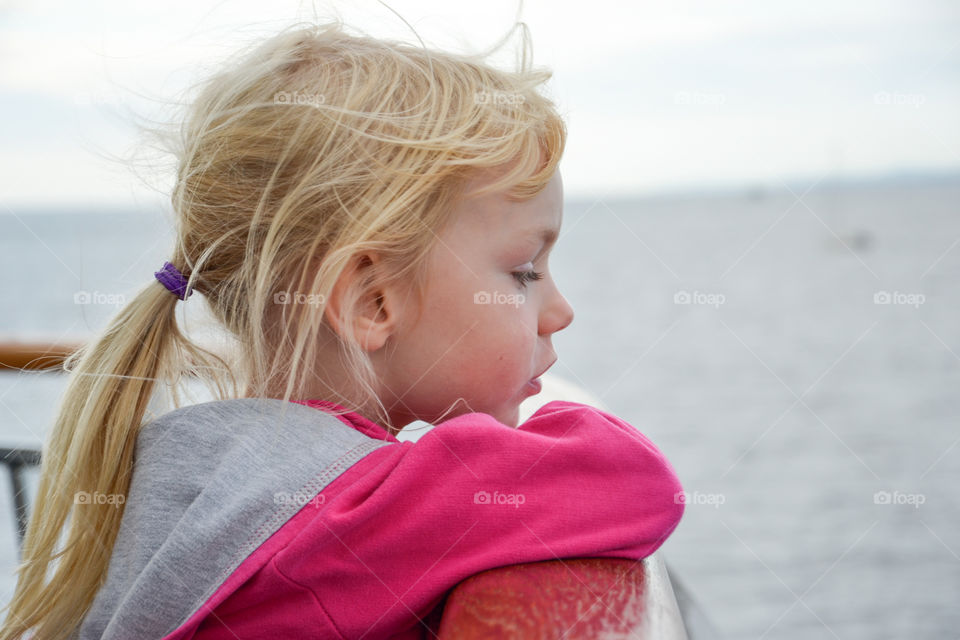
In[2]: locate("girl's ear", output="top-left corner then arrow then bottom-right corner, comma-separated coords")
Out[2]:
324,252 -> 404,352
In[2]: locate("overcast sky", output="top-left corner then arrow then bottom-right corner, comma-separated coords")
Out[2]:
1,0 -> 958,209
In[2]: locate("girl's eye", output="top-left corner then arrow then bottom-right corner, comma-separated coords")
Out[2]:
512,270 -> 544,287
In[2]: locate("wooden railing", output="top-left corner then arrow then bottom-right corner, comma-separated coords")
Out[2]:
0,339 -> 81,372
0,339 -> 702,637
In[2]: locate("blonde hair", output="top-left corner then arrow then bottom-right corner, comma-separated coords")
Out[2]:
1,19 -> 565,639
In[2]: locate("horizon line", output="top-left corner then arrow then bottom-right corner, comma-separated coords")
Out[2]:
4,166 -> 959,214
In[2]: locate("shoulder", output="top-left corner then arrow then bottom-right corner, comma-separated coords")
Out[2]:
141,396 -> 327,438
81,399 -> 396,638
130,397 -> 395,517
138,397 -> 381,458
392,400 -> 673,479
421,400 -> 641,443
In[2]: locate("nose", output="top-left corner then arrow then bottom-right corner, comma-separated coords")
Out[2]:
539,276 -> 574,336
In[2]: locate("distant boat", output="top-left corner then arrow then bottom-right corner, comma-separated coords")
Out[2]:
829,229 -> 874,253
817,164 -> 874,254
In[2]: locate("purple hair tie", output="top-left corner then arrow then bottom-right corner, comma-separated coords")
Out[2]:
154,261 -> 194,300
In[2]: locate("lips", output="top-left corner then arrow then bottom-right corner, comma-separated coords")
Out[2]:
533,359 -> 557,380
524,359 -> 556,395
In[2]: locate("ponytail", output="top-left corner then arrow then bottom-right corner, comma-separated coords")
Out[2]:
0,279 -> 235,640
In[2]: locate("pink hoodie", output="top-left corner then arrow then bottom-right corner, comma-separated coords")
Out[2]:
80,398 -> 684,639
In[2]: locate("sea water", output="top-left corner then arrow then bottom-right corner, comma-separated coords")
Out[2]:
1,177 -> 958,638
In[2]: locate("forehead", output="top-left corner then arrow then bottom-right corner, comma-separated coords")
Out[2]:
448,172 -> 563,243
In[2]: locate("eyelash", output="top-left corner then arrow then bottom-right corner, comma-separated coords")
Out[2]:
512,269 -> 544,287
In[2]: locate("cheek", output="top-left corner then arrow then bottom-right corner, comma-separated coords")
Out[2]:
479,304 -> 538,366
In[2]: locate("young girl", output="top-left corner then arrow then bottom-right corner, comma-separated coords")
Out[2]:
1,20 -> 684,640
